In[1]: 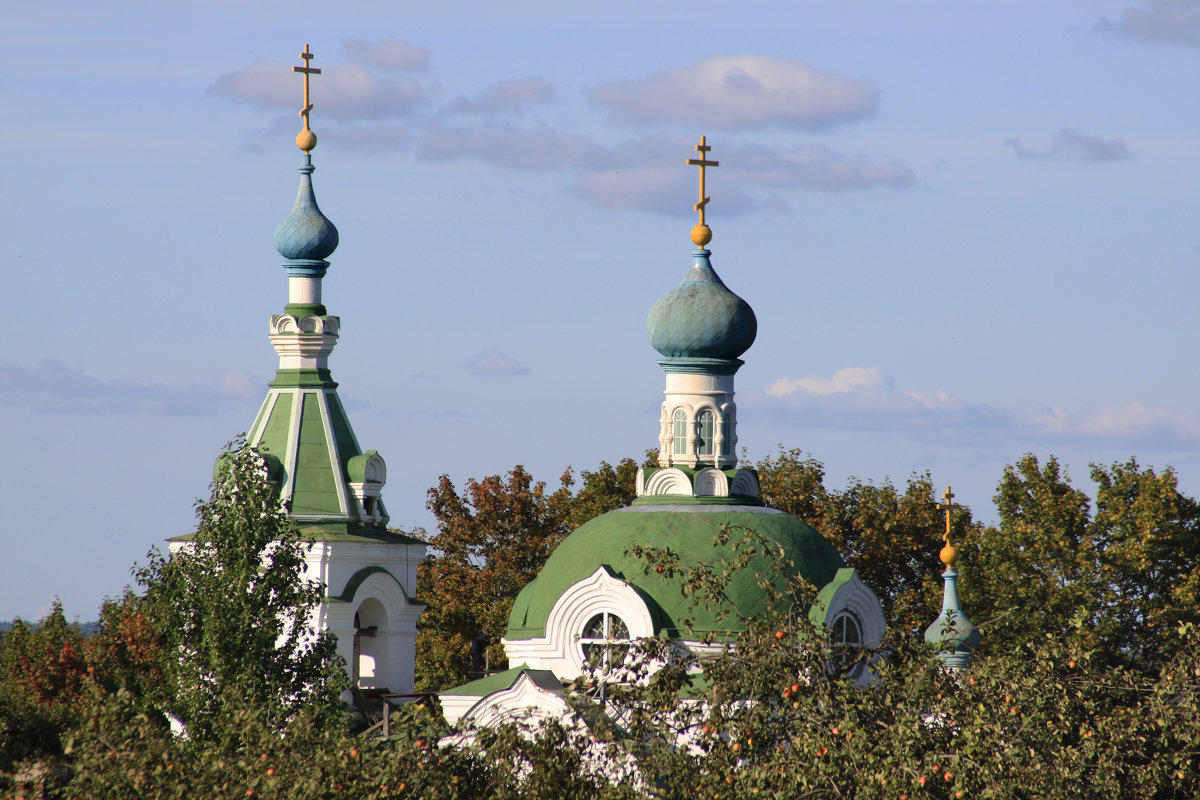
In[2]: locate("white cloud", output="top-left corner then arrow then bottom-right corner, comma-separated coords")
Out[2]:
448,77 -> 554,115
757,367 -> 1004,431
342,36 -> 430,71
1031,402 -> 1200,444
752,366 -> 1200,448
464,349 -> 530,377
209,61 -> 428,122
1096,0 -> 1200,47
766,366 -> 892,397
1005,129 -> 1135,163
0,360 -> 260,416
588,55 -> 878,131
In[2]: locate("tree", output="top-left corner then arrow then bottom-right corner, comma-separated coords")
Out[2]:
959,454 -> 1100,657
0,602 -> 90,772
958,453 -> 1200,670
135,440 -> 346,739
7,447 -> 1200,797
1090,457 -> 1200,665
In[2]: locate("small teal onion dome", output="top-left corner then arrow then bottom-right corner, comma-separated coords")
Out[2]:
273,155 -> 339,262
646,249 -> 757,360
924,567 -> 981,672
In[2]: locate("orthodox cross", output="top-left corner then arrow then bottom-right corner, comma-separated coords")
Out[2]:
686,136 -> 719,227
293,44 -> 321,132
938,486 -> 956,546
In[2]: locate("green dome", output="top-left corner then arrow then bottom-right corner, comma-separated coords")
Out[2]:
506,504 -> 845,640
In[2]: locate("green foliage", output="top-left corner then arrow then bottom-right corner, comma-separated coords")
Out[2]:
6,446 -> 1200,797
962,454 -> 1200,670
135,440 -> 347,740
0,603 -> 91,772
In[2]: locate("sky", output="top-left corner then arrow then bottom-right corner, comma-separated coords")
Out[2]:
3,0 -> 1200,621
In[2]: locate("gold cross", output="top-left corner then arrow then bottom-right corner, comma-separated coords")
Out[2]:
938,486 -> 956,544
292,44 -> 321,132
686,136 -> 719,226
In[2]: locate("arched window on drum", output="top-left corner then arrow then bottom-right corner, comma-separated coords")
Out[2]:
672,409 -> 688,455
697,409 -> 715,456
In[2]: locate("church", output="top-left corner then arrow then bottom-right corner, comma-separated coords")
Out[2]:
437,137 -> 886,726
204,47 -> 984,727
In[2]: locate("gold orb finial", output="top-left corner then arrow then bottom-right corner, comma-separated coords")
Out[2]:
938,486 -> 959,567
686,136 -> 719,247
291,44 -> 322,153
295,129 -> 318,152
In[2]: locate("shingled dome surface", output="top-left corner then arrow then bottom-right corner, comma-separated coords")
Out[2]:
646,249 -> 757,361
506,503 -> 845,641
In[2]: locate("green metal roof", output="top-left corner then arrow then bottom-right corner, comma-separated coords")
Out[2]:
168,522 -> 422,545
240,386 -> 393,527
441,665 -> 564,698
506,505 -> 845,641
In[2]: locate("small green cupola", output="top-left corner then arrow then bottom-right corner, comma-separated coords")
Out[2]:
924,487 -> 981,672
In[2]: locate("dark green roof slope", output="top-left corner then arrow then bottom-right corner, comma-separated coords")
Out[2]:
506,505 -> 845,640
445,665 -> 564,698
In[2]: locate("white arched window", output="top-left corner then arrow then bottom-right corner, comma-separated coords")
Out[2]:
672,409 -> 688,455
828,609 -> 864,676
578,612 -> 630,674
831,610 -> 863,647
697,410 -> 715,456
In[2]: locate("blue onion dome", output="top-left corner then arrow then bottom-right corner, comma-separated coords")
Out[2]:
273,158 -> 339,261
646,249 -> 757,360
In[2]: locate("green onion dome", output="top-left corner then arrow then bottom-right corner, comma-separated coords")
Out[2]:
646,249 -> 757,360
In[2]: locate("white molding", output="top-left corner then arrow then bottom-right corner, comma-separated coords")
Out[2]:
316,391 -> 350,516
282,390 -> 305,504
694,468 -> 729,497
729,469 -> 759,497
247,393 -> 274,448
502,567 -> 653,679
818,571 -> 885,650
319,562 -> 424,694
643,468 -> 692,496
445,673 -> 570,728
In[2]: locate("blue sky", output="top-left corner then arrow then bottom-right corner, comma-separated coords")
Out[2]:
4,0 -> 1200,621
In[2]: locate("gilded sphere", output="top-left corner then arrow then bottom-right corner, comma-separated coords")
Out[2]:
295,129 -> 318,152
691,223 -> 712,247
939,544 -> 959,568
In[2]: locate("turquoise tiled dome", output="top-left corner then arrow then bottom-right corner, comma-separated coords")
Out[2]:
646,249 -> 757,360
273,160 -> 339,262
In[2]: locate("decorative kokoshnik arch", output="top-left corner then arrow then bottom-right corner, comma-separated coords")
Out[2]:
502,566 -> 655,680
